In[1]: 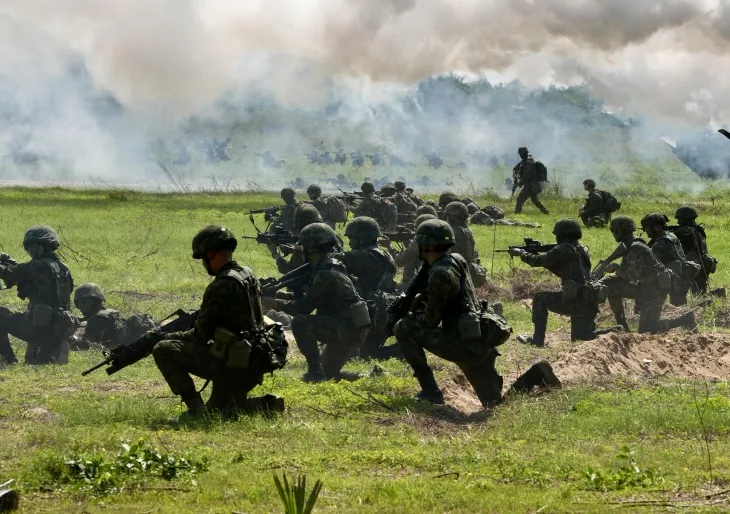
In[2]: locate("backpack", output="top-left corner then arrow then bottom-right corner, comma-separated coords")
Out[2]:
247,322 -> 288,374
113,314 -> 158,348
325,196 -> 348,223
480,311 -> 512,348
482,206 -> 505,220
534,161 -> 548,182
600,191 -> 621,213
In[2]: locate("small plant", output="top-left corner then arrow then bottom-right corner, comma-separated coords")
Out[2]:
582,446 -> 664,492
273,472 -> 323,514
106,189 -> 130,201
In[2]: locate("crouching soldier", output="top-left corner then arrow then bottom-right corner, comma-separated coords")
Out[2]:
72,283 -> 123,350
151,225 -> 287,422
394,219 -> 559,409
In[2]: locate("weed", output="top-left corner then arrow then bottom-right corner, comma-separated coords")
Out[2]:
273,472 -> 323,514
582,446 -> 664,492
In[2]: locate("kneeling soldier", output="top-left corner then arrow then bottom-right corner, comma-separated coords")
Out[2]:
73,283 -> 122,350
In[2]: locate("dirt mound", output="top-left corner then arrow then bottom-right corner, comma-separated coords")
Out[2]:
440,374 -> 484,414
553,332 -> 730,384
21,406 -> 57,422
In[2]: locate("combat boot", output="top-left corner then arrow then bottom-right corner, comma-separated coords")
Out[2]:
245,394 -> 285,414
172,391 -> 207,424
413,366 -> 444,405
507,360 -> 561,395
516,334 -> 545,347
302,358 -> 327,383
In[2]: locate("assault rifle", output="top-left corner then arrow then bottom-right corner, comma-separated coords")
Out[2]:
249,205 -> 286,223
382,226 -> 414,245
259,263 -> 313,298
0,253 -> 18,290
242,226 -> 298,250
82,309 -> 198,376
336,188 -> 365,206
591,242 -> 628,280
496,237 -> 557,254
377,263 -> 430,351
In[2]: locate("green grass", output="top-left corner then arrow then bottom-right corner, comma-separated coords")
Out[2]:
0,186 -> 730,512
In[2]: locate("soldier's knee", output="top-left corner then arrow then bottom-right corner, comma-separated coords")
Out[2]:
394,317 -> 416,341
290,315 -> 311,336
152,340 -> 175,361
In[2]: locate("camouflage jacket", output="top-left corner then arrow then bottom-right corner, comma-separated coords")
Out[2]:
519,242 -> 591,285
450,224 -> 478,263
392,193 -> 418,214
617,238 -> 662,285
278,257 -> 361,323
83,308 -> 123,347
354,195 -> 395,230
331,246 -> 397,298
0,253 -> 74,310
673,222 -> 709,261
422,253 -> 480,331
513,157 -> 538,184
648,231 -> 688,267
582,190 -> 606,214
167,261 -> 263,345
273,203 -> 297,232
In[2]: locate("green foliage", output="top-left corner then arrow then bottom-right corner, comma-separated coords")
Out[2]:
582,446 -> 664,492
273,472 -> 323,514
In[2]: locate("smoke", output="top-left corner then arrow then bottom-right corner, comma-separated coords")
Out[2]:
1,0 -> 729,186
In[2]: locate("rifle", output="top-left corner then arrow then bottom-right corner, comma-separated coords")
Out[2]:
496,237 -> 557,254
591,242 -> 628,280
259,263 -> 313,298
81,309 -> 198,376
377,263 -> 430,350
0,253 -> 17,290
382,226 -> 415,245
242,226 -> 298,249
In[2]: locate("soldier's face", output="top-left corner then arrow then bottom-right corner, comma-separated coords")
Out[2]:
24,242 -> 45,259
643,224 -> 660,239
611,228 -> 625,243
76,298 -> 99,316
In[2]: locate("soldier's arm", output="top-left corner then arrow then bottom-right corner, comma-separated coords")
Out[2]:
650,238 -> 674,265
620,246 -> 645,283
0,261 -> 34,287
395,240 -> 418,266
423,268 -> 460,328
520,245 -> 567,269
278,272 -> 329,316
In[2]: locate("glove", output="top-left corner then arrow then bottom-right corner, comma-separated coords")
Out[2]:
508,247 -> 525,257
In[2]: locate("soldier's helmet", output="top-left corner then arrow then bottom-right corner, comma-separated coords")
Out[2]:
345,216 -> 380,242
438,191 -> 459,207
415,204 -> 438,217
675,205 -> 699,220
306,184 -> 322,196
280,187 -> 296,199
192,225 -> 237,259
583,179 -> 596,188
394,180 -> 406,191
23,225 -> 60,250
518,146 -> 529,157
361,181 -> 376,194
380,183 -> 396,193
74,283 -> 105,304
640,213 -> 669,228
462,200 -> 479,215
294,204 -> 323,230
444,201 -> 469,219
552,218 -> 583,240
610,215 -> 636,234
415,213 -> 437,228
415,219 -> 456,248
298,223 -> 338,251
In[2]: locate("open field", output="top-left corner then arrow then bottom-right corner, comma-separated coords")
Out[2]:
2,185 -> 730,512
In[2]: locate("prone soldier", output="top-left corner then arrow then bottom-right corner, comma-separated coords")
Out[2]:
512,146 -> 549,215
73,283 -> 122,350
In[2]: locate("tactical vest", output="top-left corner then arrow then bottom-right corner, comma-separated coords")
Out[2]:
216,265 -> 264,330
20,256 -> 74,310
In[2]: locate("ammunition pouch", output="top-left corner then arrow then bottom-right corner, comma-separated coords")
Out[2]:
458,312 -> 482,341
479,311 -> 512,348
31,304 -> 53,328
562,279 -> 579,302
350,300 -> 372,328
469,261 -> 488,288
210,327 -> 252,370
657,267 -> 673,292
54,309 -> 79,340
702,254 -> 717,274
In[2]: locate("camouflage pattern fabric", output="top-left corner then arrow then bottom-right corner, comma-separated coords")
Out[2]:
469,211 -> 540,228
396,239 -> 420,290
331,246 -> 397,299
514,182 -> 549,214
354,195 -> 396,231
580,189 -> 610,227
449,224 -> 488,287
75,309 -> 123,350
648,230 -> 693,306
273,204 -> 298,232
674,222 -> 713,294
392,192 -> 418,215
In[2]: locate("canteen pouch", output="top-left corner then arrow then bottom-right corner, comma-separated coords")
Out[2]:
702,254 -> 717,274
226,339 -> 252,370
479,311 -> 512,347
562,279 -> 579,302
350,300 -> 372,328
657,267 -> 673,292
683,260 -> 701,280
31,304 -> 53,328
210,327 -> 237,361
458,312 -> 482,341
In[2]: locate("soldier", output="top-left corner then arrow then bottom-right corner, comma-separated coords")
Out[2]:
392,181 -> 419,213
509,219 -> 617,347
443,202 -> 488,287
152,225 -> 285,420
461,198 -> 480,215
262,223 -> 370,382
404,186 -> 425,207
354,181 -> 397,231
335,148 -> 347,165
438,191 -> 459,213
271,188 -> 298,232
416,204 -> 438,218
351,151 -> 365,167
641,213 -> 699,306
396,214 -> 437,289
259,151 -> 284,168
73,283 -> 122,350
0,225 -> 76,365
579,179 -> 620,227
673,206 -> 718,296
513,146 -> 549,215
306,184 -> 334,229
602,216 -> 695,333
394,219 -> 558,407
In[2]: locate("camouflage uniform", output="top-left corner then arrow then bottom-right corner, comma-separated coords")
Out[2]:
0,225 -> 76,365
73,283 -> 123,350
444,202 -> 488,287
673,206 -> 715,295
354,182 -> 396,230
580,189 -> 609,227
394,181 -> 419,213
513,148 -> 549,214
306,184 -> 338,229
396,214 -> 437,289
647,229 -> 693,306
272,188 -> 298,232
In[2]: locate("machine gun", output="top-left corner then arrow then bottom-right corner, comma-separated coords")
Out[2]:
591,242 -> 629,280
82,309 -> 198,376
242,226 -> 298,253
259,263 -> 313,298
377,263 -> 429,351
496,237 -> 557,255
249,205 -> 286,223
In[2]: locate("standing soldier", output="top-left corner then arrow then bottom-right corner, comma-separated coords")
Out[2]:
513,146 -> 550,215
0,225 -> 76,365
263,224 -> 371,382
579,179 -> 621,227
272,188 -> 298,232
73,283 -> 122,350
443,201 -> 488,287
673,206 -> 718,296
509,219 -> 616,347
152,225 -> 286,420
601,216 -> 695,333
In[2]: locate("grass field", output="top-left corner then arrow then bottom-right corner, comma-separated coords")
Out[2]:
1,184 -> 730,513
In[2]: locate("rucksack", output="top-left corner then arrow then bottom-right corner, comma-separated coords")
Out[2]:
113,314 -> 158,348
600,191 -> 621,213
534,161 -> 549,182
325,196 -> 348,223
247,322 -> 288,374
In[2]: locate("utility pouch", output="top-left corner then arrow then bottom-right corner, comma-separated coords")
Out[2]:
458,312 -> 482,341
210,327 -> 237,361
350,300 -> 372,328
682,260 -> 701,280
657,267 -> 673,292
562,279 -> 579,302
32,304 -> 53,328
226,339 -> 252,370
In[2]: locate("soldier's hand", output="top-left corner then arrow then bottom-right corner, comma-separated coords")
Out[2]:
604,263 -> 619,274
261,296 -> 278,311
508,247 -> 524,257
410,293 -> 424,311
377,236 -> 391,247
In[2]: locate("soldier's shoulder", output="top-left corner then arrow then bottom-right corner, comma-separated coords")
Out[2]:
96,308 -> 121,318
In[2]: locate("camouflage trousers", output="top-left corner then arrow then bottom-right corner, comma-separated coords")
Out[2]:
532,291 -> 598,344
515,183 -> 549,214
152,339 -> 264,411
290,315 -> 368,379
604,276 -> 685,334
580,211 -> 610,228
0,307 -> 69,365
394,314 -> 502,408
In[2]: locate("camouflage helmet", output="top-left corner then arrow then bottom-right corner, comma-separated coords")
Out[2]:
444,201 -> 469,219
416,204 -> 438,217
583,179 -> 596,188
415,213 -> 437,228
415,219 -> 455,248
345,216 -> 380,242
361,181 -> 375,194
640,213 -> 669,228
380,183 -> 396,193
465,202 -> 479,215
518,146 -> 529,156
74,283 -> 105,303
438,191 -> 459,207
280,187 -> 296,199
610,215 -> 636,234
552,218 -> 582,239
394,180 -> 406,191
191,225 -> 237,259
23,225 -> 60,250
675,205 -> 698,220
298,222 -> 338,251
294,204 -> 323,230
306,184 -> 322,196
